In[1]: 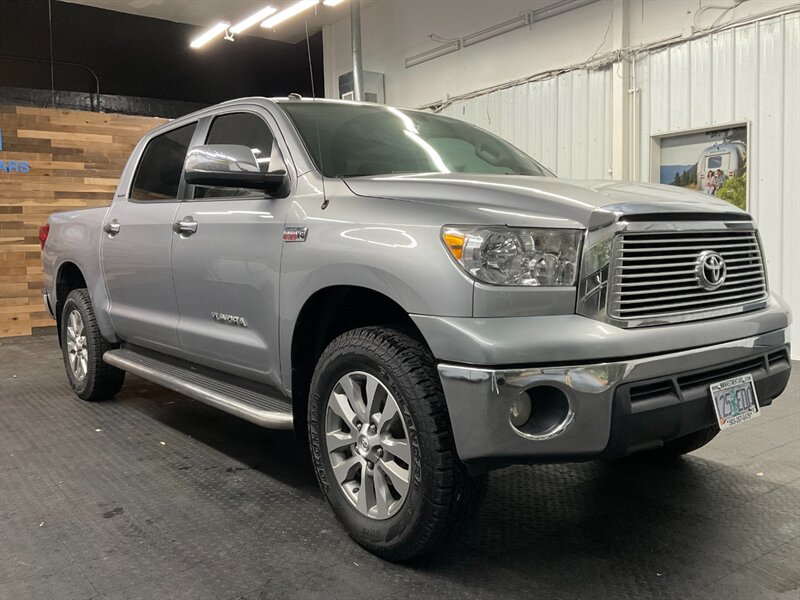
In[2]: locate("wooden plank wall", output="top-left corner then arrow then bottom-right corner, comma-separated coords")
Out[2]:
0,106 -> 167,337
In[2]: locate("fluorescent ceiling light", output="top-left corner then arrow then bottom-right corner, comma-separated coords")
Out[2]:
405,41 -> 460,68
231,5 -> 278,34
190,21 -> 230,48
323,0 -> 346,5
462,13 -> 532,48
261,0 -> 319,29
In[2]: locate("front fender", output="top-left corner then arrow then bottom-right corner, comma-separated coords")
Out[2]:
278,182 -> 476,393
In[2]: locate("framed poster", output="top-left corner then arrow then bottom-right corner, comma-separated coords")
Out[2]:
650,122 -> 749,210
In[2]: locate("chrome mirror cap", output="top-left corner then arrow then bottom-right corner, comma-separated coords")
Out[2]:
184,144 -> 287,193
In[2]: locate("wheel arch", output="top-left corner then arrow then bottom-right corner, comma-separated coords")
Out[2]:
54,261 -> 88,341
288,285 -> 430,433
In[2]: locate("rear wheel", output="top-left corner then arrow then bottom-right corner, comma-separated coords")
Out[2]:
60,289 -> 125,401
308,326 -> 485,561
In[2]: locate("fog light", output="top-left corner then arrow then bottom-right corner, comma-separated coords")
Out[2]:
510,386 -> 573,439
509,394 -> 532,428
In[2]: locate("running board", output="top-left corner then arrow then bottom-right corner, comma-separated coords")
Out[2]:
103,348 -> 293,430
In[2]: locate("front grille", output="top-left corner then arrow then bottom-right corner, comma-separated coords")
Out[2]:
626,350 -> 781,409
627,348 -> 789,406
676,356 -> 764,390
608,230 -> 767,325
629,380 -> 676,404
767,349 -> 790,369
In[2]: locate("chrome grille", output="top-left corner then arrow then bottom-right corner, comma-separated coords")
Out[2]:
608,230 -> 767,325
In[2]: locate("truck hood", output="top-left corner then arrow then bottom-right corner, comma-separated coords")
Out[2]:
343,173 -> 745,228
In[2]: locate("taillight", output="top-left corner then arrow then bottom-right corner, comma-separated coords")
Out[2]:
38,224 -> 50,249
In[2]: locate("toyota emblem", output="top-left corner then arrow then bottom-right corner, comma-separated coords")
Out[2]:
695,250 -> 727,291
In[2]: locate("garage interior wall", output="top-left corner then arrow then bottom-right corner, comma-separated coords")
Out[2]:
0,106 -> 166,337
323,1 -> 800,358
0,0 -> 324,106
635,12 -> 799,359
439,68 -> 614,181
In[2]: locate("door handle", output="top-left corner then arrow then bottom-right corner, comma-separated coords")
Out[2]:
173,217 -> 198,236
104,219 -> 121,236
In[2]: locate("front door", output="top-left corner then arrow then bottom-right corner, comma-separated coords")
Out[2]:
171,110 -> 292,388
101,121 -> 198,353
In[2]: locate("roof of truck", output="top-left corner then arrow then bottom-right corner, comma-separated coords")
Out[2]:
164,95 -> 426,125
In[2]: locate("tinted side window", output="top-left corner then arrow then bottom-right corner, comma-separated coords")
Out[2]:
195,112 -> 285,199
131,123 -> 196,201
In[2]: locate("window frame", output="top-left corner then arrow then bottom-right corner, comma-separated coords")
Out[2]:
126,120 -> 202,204
184,108 -> 293,203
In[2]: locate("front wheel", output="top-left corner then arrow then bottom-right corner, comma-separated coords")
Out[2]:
60,289 -> 125,401
308,327 -> 485,561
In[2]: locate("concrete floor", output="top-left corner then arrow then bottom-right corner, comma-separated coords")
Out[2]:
1,334 -> 798,600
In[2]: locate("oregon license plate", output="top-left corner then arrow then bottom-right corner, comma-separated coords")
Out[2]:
709,373 -> 760,430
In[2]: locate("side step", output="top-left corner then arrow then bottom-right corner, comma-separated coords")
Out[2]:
103,348 -> 293,430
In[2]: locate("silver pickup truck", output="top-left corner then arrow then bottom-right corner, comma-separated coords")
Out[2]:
40,97 -> 792,561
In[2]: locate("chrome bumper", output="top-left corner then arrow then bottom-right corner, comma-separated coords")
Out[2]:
438,328 -> 791,465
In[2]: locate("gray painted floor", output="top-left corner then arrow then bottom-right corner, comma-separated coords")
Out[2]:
1,334 -> 798,600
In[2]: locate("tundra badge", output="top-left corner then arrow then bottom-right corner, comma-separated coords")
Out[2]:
212,312 -> 248,327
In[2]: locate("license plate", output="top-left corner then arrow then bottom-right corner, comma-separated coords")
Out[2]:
709,373 -> 760,430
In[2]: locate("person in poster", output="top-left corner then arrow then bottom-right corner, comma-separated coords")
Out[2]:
704,169 -> 716,195
659,126 -> 747,210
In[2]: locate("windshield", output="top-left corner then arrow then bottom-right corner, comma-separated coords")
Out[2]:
278,102 -> 553,178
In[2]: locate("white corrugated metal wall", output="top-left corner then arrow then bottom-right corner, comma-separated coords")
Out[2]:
635,12 -> 799,357
440,68 -> 614,180
438,13 -> 799,357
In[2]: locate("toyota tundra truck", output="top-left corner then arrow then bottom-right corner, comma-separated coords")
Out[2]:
40,97 -> 792,561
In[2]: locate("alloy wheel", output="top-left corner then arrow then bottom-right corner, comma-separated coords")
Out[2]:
66,309 -> 88,381
325,371 -> 411,520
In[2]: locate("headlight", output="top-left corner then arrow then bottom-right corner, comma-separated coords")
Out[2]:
442,226 -> 582,286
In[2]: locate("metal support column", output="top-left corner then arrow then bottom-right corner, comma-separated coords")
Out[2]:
351,0 -> 364,101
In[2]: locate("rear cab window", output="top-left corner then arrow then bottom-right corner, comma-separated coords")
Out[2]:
130,122 -> 197,201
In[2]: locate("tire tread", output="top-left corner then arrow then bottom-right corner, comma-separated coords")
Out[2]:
62,288 -> 125,402
310,326 -> 484,561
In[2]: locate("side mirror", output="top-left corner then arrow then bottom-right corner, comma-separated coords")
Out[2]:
184,144 -> 288,195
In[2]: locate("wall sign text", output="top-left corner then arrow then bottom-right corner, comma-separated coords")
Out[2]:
0,129 -> 32,173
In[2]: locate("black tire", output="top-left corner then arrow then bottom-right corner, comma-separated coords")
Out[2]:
308,326 -> 486,561
60,288 -> 125,401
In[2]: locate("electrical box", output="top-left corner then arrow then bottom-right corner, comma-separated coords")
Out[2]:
338,71 -> 385,103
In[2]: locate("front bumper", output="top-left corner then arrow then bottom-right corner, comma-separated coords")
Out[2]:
413,296 -> 790,366
438,328 -> 791,467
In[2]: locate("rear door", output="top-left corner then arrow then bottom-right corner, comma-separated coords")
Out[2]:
101,121 -> 199,352
170,109 -> 293,387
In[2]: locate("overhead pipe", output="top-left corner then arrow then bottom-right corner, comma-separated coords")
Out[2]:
406,0 -> 601,69
351,0 -> 364,101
